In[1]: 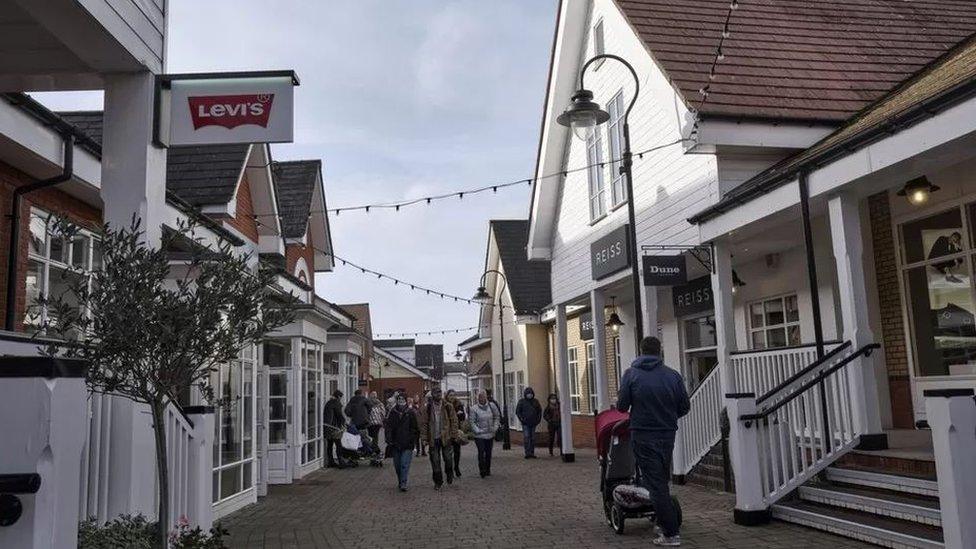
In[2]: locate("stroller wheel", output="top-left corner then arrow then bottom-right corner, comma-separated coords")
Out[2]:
610,505 -> 625,535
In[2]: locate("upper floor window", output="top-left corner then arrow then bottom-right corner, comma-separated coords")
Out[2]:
25,209 -> 100,329
748,294 -> 800,349
587,129 -> 607,221
592,19 -> 606,68
607,91 -> 627,207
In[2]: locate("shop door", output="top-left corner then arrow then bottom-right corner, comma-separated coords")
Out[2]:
266,370 -> 292,484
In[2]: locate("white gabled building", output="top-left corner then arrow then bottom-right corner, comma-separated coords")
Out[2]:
529,0 -> 976,544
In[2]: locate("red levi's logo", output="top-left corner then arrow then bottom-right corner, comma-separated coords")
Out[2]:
187,94 -> 274,130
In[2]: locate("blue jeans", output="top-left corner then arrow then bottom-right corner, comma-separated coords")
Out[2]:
522,424 -> 536,456
392,449 -> 413,488
631,432 -> 679,537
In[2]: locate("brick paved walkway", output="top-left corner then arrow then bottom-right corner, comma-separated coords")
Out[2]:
221,447 -> 872,548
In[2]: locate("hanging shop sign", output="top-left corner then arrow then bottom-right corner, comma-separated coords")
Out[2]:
672,276 -> 713,317
156,70 -> 299,147
580,312 -> 594,341
642,255 -> 687,286
591,225 -> 631,280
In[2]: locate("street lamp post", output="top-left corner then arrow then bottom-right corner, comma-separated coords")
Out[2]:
473,270 -> 511,450
557,54 -> 644,355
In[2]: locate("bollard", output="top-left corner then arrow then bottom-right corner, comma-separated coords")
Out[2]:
0,357 -> 88,549
924,389 -> 976,549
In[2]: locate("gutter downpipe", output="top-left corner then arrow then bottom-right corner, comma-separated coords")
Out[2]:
5,134 -> 74,330
798,169 -> 832,452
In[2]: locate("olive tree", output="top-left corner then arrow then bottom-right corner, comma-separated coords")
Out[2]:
38,217 -> 293,548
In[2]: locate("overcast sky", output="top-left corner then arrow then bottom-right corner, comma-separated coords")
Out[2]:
33,1 -> 558,360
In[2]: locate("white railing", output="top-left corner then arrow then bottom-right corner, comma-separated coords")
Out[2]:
165,403 -> 195,525
673,364 -> 723,476
729,343 -> 876,511
78,392 -> 113,524
730,342 -> 844,398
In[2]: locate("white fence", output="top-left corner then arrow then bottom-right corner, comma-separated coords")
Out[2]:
673,364 -> 723,476
730,342 -> 846,400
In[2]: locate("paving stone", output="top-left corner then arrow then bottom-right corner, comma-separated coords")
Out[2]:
219,447 -> 873,548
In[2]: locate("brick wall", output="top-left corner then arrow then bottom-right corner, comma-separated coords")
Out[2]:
0,161 -> 101,331
285,226 -> 315,292
224,175 -> 259,243
868,191 -> 914,428
372,376 -> 428,402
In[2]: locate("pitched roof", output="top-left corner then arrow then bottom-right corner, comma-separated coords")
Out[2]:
442,361 -> 468,375
56,110 -> 250,206
615,0 -> 976,122
491,220 -> 551,315
272,160 -> 320,238
414,344 -> 444,370
375,339 -> 415,349
690,32 -> 976,224
470,361 -> 492,376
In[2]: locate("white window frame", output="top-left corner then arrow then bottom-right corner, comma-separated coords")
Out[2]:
586,128 -> 607,222
607,91 -> 627,208
25,208 -> 98,329
586,342 -> 597,412
748,294 -> 801,349
568,347 -> 581,412
213,344 -> 257,504
592,19 -> 606,68
300,339 -> 324,466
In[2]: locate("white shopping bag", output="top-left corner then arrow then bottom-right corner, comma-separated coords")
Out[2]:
341,431 -> 361,451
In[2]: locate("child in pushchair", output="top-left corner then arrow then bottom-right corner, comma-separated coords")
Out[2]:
332,424 -> 384,468
596,409 -> 681,535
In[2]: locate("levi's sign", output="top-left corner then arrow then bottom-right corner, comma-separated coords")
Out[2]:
157,71 -> 298,147
591,225 -> 631,280
642,255 -> 687,286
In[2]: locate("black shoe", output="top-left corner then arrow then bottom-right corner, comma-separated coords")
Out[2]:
399,486 -> 407,492
455,469 -> 462,478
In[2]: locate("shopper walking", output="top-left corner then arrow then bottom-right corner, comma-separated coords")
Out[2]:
367,391 -> 386,453
446,389 -> 465,478
418,386 -> 457,489
616,337 -> 690,547
344,389 -> 370,430
543,393 -> 561,456
323,390 -> 345,468
485,388 -> 503,442
410,396 -> 425,456
515,387 -> 543,459
384,393 -> 419,492
469,390 -> 498,478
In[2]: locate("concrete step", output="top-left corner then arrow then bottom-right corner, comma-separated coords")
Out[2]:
798,484 -> 941,527
772,499 -> 944,548
825,466 -> 939,498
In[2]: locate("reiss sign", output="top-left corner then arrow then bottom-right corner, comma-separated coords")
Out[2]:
157,71 -> 298,146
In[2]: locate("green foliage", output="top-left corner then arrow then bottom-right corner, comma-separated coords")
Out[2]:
78,515 -> 228,549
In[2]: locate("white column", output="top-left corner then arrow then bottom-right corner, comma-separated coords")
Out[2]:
290,337 -> 303,477
590,289 -> 610,411
185,407 -> 215,531
711,240 -> 736,396
555,304 -> 575,461
0,360 -> 88,549
101,72 -> 168,246
828,192 -> 885,441
726,394 -> 770,525
924,389 -> 976,549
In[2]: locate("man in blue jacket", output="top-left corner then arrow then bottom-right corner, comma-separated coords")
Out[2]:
616,337 -> 690,547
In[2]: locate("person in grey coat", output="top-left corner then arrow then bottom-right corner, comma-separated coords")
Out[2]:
469,390 -> 499,478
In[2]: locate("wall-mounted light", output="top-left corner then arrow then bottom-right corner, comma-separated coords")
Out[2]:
606,295 -> 625,333
897,176 -> 940,206
732,270 -> 746,294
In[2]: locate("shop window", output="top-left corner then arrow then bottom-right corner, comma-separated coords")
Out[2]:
25,209 -> 99,330
586,342 -> 598,412
587,128 -> 607,221
901,204 -> 976,377
607,91 -> 627,207
212,344 -> 257,504
301,340 -> 323,465
568,347 -> 581,412
748,295 -> 800,349
683,314 -> 718,389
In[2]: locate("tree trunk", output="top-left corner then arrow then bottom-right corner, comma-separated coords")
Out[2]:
151,399 -> 170,548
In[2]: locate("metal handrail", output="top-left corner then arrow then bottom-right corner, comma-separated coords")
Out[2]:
740,343 -> 879,422
754,341 -> 852,405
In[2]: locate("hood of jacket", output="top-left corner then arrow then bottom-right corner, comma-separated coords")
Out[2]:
523,387 -> 536,399
632,355 -> 664,371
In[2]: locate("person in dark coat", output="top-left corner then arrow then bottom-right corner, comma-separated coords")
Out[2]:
515,387 -> 543,459
543,393 -> 561,456
384,393 -> 419,492
616,337 -> 690,547
344,389 -> 371,430
446,389 -> 466,478
323,390 -> 345,468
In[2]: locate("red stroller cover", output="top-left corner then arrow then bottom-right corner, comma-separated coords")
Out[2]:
595,409 -> 630,457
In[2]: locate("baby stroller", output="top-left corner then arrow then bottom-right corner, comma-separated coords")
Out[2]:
336,425 -> 383,468
596,409 -> 681,535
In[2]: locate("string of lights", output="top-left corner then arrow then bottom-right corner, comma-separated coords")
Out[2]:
692,0 -> 739,140
249,138 -> 688,220
373,320 -> 517,338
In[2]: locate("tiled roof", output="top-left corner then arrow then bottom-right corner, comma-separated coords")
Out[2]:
442,361 -> 468,375
375,339 -> 415,349
491,220 -> 551,315
272,160 -> 320,238
414,344 -> 444,370
616,0 -> 976,122
56,111 -> 103,144
690,33 -> 976,224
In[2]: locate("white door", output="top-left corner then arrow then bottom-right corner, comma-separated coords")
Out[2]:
256,366 -> 269,496
266,370 -> 292,484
